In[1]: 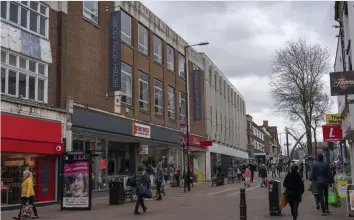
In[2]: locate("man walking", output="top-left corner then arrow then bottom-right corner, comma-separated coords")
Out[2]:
155,158 -> 163,201
311,154 -> 335,216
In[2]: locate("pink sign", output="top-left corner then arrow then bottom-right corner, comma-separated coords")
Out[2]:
64,161 -> 89,176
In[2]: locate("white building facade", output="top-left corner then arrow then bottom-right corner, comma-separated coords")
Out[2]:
334,1 -> 354,180
200,53 -> 248,179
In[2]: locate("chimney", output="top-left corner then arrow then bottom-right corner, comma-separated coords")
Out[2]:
263,120 -> 268,128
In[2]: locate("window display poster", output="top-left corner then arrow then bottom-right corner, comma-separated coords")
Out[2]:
62,161 -> 89,208
337,181 -> 348,199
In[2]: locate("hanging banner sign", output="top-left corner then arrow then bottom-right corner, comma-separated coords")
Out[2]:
322,124 -> 342,142
139,145 -> 148,155
325,113 -> 342,124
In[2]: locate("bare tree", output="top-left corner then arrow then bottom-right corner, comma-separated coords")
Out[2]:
312,94 -> 332,154
269,39 -> 331,156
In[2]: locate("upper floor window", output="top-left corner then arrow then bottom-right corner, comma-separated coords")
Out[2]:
154,79 -> 163,115
167,45 -> 174,72
83,1 -> 98,24
2,1 -> 49,37
178,53 -> 185,79
121,62 -> 132,105
121,11 -> 131,45
139,71 -> 149,110
168,86 -> 175,119
1,49 -> 47,102
153,35 -> 162,64
179,91 -> 186,123
138,23 -> 148,55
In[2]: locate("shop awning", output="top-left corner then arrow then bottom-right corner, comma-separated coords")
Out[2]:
1,113 -> 63,154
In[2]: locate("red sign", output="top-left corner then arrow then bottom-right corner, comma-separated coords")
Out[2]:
188,135 -> 212,148
322,124 -> 342,142
132,122 -> 151,138
180,124 -> 187,146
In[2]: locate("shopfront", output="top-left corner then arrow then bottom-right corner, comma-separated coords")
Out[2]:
188,135 -> 210,182
1,113 -> 65,209
72,106 -> 181,190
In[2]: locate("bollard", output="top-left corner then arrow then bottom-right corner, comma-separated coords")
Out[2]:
240,188 -> 247,220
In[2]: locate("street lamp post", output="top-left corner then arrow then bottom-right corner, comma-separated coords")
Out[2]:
183,42 -> 209,193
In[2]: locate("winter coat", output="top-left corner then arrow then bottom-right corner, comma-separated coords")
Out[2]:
283,171 -> 304,202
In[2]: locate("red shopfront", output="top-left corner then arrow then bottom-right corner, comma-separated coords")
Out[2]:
1,113 -> 64,206
188,135 -> 211,182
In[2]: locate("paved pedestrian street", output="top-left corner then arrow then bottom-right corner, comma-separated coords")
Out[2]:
1,178 -> 350,220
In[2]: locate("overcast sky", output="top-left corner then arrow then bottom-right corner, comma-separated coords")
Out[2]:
143,1 -> 339,153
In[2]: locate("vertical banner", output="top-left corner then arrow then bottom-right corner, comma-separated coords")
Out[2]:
109,11 -> 121,91
329,71 -> 354,96
192,69 -> 201,121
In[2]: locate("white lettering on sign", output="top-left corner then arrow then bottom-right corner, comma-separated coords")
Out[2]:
132,123 -> 151,139
193,138 -> 200,145
329,127 -> 335,138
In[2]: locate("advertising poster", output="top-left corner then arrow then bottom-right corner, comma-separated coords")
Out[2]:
62,161 -> 90,208
337,181 -> 348,199
349,190 -> 354,211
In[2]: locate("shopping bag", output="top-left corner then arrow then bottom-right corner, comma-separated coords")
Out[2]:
280,194 -> 288,208
265,179 -> 269,187
21,204 -> 33,218
138,185 -> 152,198
328,187 -> 341,208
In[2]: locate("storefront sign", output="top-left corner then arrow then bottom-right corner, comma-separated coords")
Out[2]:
99,159 -> 106,169
192,70 -> 202,121
188,135 -> 212,148
337,180 -> 348,199
330,71 -> 354,96
62,161 -> 90,209
322,124 -> 342,142
4,158 -> 24,166
109,10 -> 121,91
132,122 -> 151,139
325,113 -> 342,124
139,145 -> 148,155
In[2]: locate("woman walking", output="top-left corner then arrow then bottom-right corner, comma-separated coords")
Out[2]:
283,165 -> 304,220
13,170 -> 36,219
244,165 -> 251,187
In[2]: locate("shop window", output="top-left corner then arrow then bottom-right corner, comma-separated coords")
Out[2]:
1,153 -> 56,206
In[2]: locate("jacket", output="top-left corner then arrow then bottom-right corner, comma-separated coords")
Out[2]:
155,163 -> 163,182
245,168 -> 251,178
21,177 -> 35,198
259,166 -> 267,178
133,171 -> 150,189
311,160 -> 334,184
283,172 -> 304,202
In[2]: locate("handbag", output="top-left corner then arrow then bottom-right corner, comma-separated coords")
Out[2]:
138,185 -> 152,198
280,193 -> 288,208
21,203 -> 33,218
328,186 -> 341,208
265,179 -> 269,187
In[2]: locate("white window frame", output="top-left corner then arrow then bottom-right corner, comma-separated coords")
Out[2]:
1,1 -> 49,38
139,71 -> 149,111
121,62 -> 132,105
153,35 -> 162,64
168,86 -> 175,119
138,23 -> 148,55
167,45 -> 174,72
1,49 -> 48,102
154,79 -> 163,115
121,11 -> 132,45
178,53 -> 185,79
179,91 -> 186,123
83,1 -> 98,24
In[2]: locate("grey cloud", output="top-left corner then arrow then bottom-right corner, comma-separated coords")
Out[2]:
144,1 -> 338,78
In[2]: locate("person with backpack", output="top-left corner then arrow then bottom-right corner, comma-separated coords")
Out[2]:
131,164 -> 150,215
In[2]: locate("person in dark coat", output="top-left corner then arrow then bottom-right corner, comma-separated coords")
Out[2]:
131,164 -> 150,215
258,164 -> 267,187
311,154 -> 334,216
283,165 -> 304,220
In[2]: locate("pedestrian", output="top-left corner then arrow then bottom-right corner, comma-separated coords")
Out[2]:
155,158 -> 163,201
309,180 -> 320,209
131,164 -> 150,215
311,153 -> 335,216
259,164 -> 267,187
236,166 -> 242,183
29,172 -> 38,219
244,165 -> 251,187
188,167 -> 193,189
283,165 -> 304,220
13,170 -> 35,220
250,163 -> 255,182
175,166 -> 181,187
271,164 -> 277,178
299,163 -> 304,178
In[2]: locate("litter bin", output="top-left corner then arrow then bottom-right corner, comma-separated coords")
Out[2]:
109,179 -> 125,205
268,180 -> 282,216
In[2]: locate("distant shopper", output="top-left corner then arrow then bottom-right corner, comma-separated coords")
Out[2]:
258,164 -> 267,187
175,166 -> 181,187
155,159 -> 164,201
13,170 -> 36,220
131,164 -> 150,215
271,164 -> 277,178
311,154 -> 334,216
283,165 -> 304,220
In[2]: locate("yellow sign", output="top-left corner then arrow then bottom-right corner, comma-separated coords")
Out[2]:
325,114 -> 341,124
337,180 -> 348,199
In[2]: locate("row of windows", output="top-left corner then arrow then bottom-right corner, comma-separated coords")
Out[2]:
120,11 -> 186,79
1,50 -> 47,102
253,127 -> 264,141
1,1 -> 49,37
120,62 -> 186,122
